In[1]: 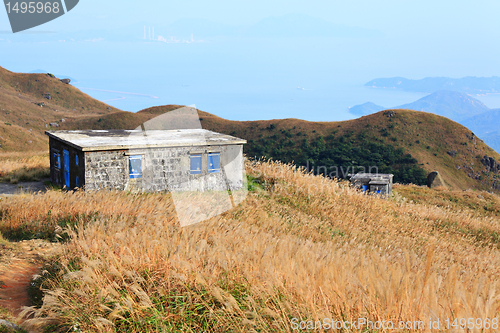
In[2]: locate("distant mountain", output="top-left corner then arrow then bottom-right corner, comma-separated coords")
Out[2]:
1,14 -> 383,42
348,102 -> 385,116
365,76 -> 500,94
394,91 -> 500,153
461,110 -> 500,154
481,131 -> 500,154
396,90 -> 490,121
350,90 -> 489,121
461,109 -> 500,135
154,14 -> 383,39
349,90 -> 500,153
242,14 -> 383,38
159,19 -> 234,39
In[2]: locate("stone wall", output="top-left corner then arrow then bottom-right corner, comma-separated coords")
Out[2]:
83,145 -> 244,192
84,150 -> 127,191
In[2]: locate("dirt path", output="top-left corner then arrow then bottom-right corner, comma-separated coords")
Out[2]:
0,239 -> 60,329
0,179 -> 49,196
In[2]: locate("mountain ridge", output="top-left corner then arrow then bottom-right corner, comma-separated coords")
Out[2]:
365,76 -> 500,94
0,66 -> 117,151
396,90 -> 490,121
1,66 -> 500,192
349,90 -> 500,153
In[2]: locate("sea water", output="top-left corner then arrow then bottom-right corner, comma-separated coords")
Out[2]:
2,37 -> 499,121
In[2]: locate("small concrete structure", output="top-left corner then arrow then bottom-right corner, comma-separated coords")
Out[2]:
350,173 -> 394,196
45,129 -> 246,192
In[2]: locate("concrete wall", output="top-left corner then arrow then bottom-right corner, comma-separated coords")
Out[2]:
369,182 -> 389,195
83,144 -> 245,192
84,150 -> 127,191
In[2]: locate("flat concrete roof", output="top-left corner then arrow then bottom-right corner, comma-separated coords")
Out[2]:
45,129 -> 246,152
350,173 -> 394,179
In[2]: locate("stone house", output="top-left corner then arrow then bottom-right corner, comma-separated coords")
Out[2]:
350,173 -> 394,196
45,129 -> 246,192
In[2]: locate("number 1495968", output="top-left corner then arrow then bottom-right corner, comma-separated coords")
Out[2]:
5,2 -> 60,14
443,318 -> 498,330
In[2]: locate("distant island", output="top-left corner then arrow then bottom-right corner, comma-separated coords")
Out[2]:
348,102 -> 385,116
349,90 -> 490,120
365,76 -> 500,94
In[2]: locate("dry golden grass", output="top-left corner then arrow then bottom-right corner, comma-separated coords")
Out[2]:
0,153 -> 49,183
394,184 -> 500,218
0,160 -> 499,332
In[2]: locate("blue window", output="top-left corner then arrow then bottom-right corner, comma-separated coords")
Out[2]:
129,155 -> 142,178
190,154 -> 202,174
76,155 -> 79,166
76,176 -> 79,187
54,152 -> 61,169
207,153 -> 221,173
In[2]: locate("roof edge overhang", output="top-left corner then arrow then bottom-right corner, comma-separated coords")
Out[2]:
46,131 -> 85,151
45,131 -> 246,152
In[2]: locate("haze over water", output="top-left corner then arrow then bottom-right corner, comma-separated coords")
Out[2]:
2,0 -> 500,121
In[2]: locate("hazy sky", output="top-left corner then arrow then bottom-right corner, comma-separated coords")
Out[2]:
2,0 -> 500,37
2,0 -> 500,118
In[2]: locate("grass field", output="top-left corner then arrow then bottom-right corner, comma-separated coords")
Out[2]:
0,152 -> 49,184
0,159 -> 499,332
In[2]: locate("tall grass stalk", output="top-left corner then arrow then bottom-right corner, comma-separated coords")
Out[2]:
0,160 -> 497,332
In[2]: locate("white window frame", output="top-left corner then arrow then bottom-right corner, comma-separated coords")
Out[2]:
207,152 -> 221,173
129,155 -> 143,179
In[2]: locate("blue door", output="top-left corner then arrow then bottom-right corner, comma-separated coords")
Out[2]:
64,150 -> 70,188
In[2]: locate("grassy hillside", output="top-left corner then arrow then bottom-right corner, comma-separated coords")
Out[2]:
0,66 -> 117,151
1,160 -> 500,332
1,67 -> 500,191
1,67 -> 500,332
59,106 -> 500,191
348,91 -> 500,154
